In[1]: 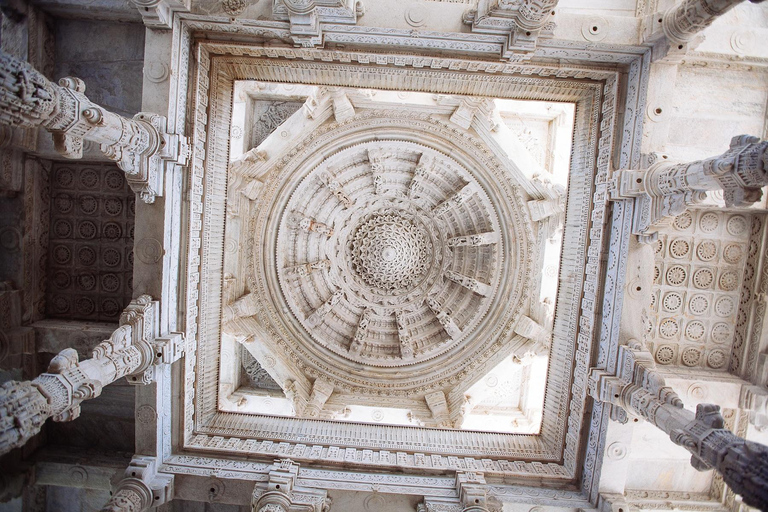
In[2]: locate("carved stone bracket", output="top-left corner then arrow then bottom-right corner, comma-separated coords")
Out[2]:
129,0 -> 190,29
302,378 -> 334,418
513,316 -> 551,356
610,135 -> 768,241
252,459 -> 330,512
100,456 -> 174,512
273,0 -> 363,47
424,390 -> 453,428
0,51 -> 189,203
0,296 -> 184,455
464,0 -> 558,60
528,178 -> 565,239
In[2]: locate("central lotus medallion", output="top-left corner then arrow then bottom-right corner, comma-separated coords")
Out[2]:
350,212 -> 432,294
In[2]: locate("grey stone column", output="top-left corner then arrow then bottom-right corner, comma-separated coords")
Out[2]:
589,342 -> 768,509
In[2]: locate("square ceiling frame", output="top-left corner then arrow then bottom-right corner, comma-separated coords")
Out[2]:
173,34 -> 648,500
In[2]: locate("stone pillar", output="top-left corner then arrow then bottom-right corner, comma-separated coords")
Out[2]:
589,341 -> 768,509
0,50 -> 187,203
662,0 -> 764,47
100,456 -> 173,512
0,296 -> 183,455
610,135 -> 768,240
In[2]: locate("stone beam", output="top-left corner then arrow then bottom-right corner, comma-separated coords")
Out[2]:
0,296 -> 183,455
610,135 -> 768,241
589,341 -> 768,509
0,51 -> 188,203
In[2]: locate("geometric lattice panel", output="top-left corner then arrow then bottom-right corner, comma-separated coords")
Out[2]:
649,209 -> 758,371
46,162 -> 135,322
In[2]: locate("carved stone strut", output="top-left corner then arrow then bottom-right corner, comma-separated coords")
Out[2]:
0,51 -> 187,203
610,135 -> 768,240
589,341 -> 768,509
0,296 -> 183,455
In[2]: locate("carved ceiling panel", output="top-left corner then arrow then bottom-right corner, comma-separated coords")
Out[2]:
183,43 -> 625,480
648,209 -> 758,371
46,162 -> 135,323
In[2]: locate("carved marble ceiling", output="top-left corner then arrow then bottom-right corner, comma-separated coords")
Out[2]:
217,82 -> 572,432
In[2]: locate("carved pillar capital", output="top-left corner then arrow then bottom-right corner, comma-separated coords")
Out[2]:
504,0 -> 558,57
588,340 -> 683,424
455,471 -> 499,512
0,51 -> 188,203
101,456 -> 174,512
610,135 -> 768,240
252,459 -> 329,512
129,0 -> 189,29
662,0 -> 743,46
282,0 -> 321,47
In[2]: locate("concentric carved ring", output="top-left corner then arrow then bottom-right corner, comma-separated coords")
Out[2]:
276,141 -> 503,367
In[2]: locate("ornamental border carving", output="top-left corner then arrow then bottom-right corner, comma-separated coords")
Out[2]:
179,37 -> 635,489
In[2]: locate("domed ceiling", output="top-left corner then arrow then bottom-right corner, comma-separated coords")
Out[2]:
278,140 -> 509,368
219,83 -> 572,432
